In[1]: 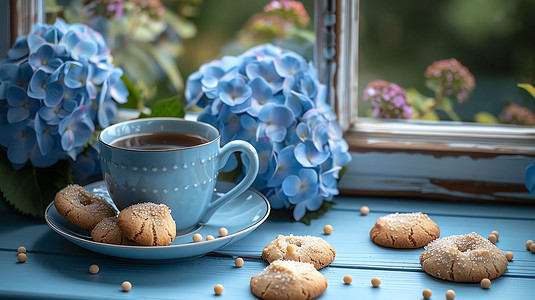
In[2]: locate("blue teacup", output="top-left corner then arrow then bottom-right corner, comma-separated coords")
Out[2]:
99,117 -> 259,233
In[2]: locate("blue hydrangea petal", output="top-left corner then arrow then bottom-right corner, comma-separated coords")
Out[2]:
274,52 -> 307,78
282,175 -> 300,197
6,86 -> 27,106
185,71 -> 203,107
27,34 -> 47,54
306,196 -> 324,211
265,124 -> 287,142
312,123 -> 330,150
108,68 -> 128,104
525,162 -> 535,194
28,69 -> 48,99
245,61 -> 284,93
63,61 -> 87,89
218,77 -> 251,107
60,129 -> 75,151
292,200 -> 307,220
258,103 -> 294,127
295,141 -> 330,167
296,123 -> 311,141
7,36 -> 29,60
44,82 -> 64,107
7,107 -> 29,124
30,143 -> 59,168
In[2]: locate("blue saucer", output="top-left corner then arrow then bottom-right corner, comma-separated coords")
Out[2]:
45,180 -> 270,260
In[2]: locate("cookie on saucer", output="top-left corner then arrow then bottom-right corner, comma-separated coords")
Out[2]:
91,217 -> 139,246
250,260 -> 327,300
54,184 -> 116,231
262,235 -> 335,270
370,212 -> 440,248
117,202 -> 176,246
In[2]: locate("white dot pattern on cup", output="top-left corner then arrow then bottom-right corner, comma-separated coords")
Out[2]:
141,188 -> 146,193
121,165 -> 126,169
142,167 -> 147,171
193,184 -> 198,188
132,166 -> 138,171
163,189 -> 168,193
152,189 -> 157,194
152,167 -> 157,172
184,185 -> 189,190
203,181 -> 206,185
161,167 -> 167,172
191,162 -> 195,166
183,164 -> 188,169
201,159 -> 205,164
173,165 -> 178,170
173,187 -> 179,192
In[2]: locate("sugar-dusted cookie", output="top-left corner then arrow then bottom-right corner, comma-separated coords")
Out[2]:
54,184 -> 116,231
250,260 -> 327,300
370,212 -> 440,248
116,203 -> 176,246
262,235 -> 335,270
420,232 -> 508,282
91,217 -> 139,245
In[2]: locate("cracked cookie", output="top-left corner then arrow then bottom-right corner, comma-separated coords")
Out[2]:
262,235 -> 335,270
54,184 -> 116,231
420,232 -> 508,282
117,202 -> 176,246
370,212 -> 440,248
250,260 -> 327,300
91,217 -> 139,245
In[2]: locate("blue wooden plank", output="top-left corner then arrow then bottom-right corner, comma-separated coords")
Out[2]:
0,251 -> 531,299
218,209 -> 535,277
332,196 -> 535,220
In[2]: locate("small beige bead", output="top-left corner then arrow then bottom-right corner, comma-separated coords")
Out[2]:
488,234 -> 497,244
422,289 -> 432,299
17,253 -> 27,263
17,246 -> 26,254
121,281 -> 132,292
287,244 -> 296,253
490,230 -> 499,239
214,284 -> 224,295
219,227 -> 228,237
481,278 -> 491,289
360,206 -> 370,216
343,274 -> 352,284
371,277 -> 381,287
206,235 -> 215,241
323,224 -> 333,235
234,257 -> 244,268
505,251 -> 514,261
526,240 -> 534,250
445,289 -> 455,300
89,264 -> 99,274
193,233 -> 203,242
530,243 -> 535,254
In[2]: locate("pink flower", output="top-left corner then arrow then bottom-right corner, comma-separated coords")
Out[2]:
425,58 -> 475,103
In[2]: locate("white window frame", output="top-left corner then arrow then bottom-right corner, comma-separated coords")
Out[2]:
314,0 -> 535,202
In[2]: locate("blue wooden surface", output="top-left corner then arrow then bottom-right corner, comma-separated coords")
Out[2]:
0,197 -> 534,299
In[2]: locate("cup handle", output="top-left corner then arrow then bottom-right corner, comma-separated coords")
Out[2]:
200,140 -> 259,224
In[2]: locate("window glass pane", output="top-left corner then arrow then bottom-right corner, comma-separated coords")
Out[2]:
358,0 -> 535,126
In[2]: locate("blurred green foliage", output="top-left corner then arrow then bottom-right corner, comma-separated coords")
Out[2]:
359,0 -> 535,125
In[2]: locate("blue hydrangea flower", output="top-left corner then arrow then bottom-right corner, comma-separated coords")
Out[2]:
0,18 -> 128,169
185,44 -> 350,220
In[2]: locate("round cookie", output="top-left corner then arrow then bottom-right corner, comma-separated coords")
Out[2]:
91,217 -> 139,246
117,203 -> 176,246
370,212 -> 440,248
420,232 -> 508,282
262,235 -> 335,270
54,184 -> 116,231
250,260 -> 327,300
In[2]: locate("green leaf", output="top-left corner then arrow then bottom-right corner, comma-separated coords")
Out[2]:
474,112 -> 499,124
120,74 -> 142,110
163,10 -> 197,39
0,151 -> 72,218
518,83 -> 535,100
146,44 -> 184,92
406,88 -> 434,116
139,95 -> 185,118
299,201 -> 336,225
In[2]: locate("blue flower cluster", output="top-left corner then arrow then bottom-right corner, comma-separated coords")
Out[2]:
186,44 -> 351,220
0,19 -> 128,169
